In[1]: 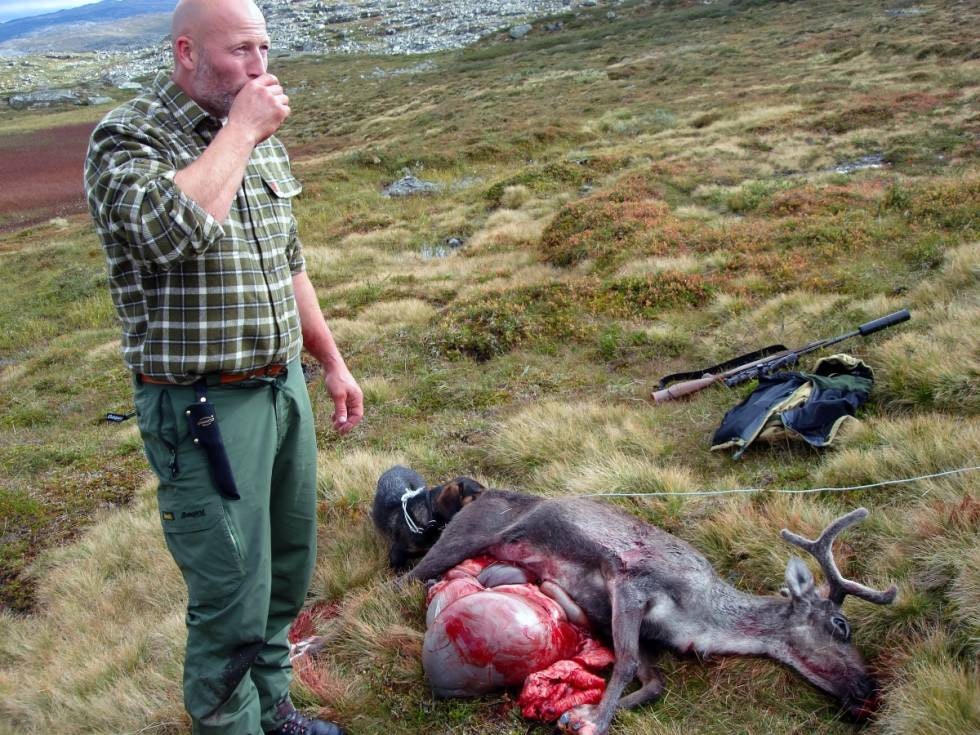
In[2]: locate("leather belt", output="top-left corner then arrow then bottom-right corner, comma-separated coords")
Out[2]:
138,363 -> 287,386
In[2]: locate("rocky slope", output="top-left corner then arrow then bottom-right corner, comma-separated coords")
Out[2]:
2,0 -> 612,98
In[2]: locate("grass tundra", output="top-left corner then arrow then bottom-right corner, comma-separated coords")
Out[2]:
0,1 -> 977,733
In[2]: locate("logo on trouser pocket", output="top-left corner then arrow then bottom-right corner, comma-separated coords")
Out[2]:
159,497 -> 245,604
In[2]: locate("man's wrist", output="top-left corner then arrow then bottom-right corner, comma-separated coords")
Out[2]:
319,355 -> 348,375
221,118 -> 259,152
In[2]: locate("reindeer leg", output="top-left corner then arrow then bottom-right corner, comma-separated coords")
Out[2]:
558,581 -> 646,735
617,643 -> 665,710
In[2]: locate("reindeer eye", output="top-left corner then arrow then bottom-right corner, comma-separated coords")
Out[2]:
829,614 -> 851,642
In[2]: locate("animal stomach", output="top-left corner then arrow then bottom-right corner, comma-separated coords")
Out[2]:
492,541 -> 609,624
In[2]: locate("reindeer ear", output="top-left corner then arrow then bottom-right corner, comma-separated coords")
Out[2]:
785,557 -> 816,600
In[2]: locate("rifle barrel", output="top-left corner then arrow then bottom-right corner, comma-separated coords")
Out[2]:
858,309 -> 911,335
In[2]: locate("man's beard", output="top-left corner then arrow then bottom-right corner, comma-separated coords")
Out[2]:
193,52 -> 237,119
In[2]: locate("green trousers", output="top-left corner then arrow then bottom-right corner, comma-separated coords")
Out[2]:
134,360 -> 317,735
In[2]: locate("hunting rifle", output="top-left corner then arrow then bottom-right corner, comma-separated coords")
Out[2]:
651,309 -> 910,403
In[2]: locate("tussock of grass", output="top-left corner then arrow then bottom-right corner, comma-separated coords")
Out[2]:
314,449 -> 412,599
318,449 -> 409,507
465,261 -> 563,293
549,451 -> 699,498
357,298 -> 437,327
947,541 -> 980,639
338,226 -> 414,253
871,316 -> 979,412
909,241 -> 979,305
880,655 -> 980,735
484,401 -> 668,486
498,184 -> 531,209
314,316 -> 376,344
391,249 -> 530,286
465,209 -> 546,252
815,415 -> 980,497
685,496 -> 900,596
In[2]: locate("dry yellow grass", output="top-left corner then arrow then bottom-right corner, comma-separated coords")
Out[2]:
486,400 -> 671,488
0,487 -> 188,734
466,208 -> 546,251
879,654 -> 980,735
551,451 -> 700,497
317,448 -> 410,506
338,226 -> 414,252
357,298 -> 437,327
615,253 -> 724,276
815,415 -> 980,491
908,241 -> 979,308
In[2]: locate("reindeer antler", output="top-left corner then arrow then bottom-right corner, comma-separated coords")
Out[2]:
781,507 -> 898,606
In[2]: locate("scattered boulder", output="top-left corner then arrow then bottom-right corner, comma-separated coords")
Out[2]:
7,88 -> 84,109
509,24 -> 533,39
382,174 -> 441,198
833,154 -> 886,175
420,236 -> 465,260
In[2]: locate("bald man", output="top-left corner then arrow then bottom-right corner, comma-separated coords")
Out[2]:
85,1 -> 357,733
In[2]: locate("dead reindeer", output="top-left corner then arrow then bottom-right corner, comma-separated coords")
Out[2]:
402,491 -> 897,735
372,466 -> 485,570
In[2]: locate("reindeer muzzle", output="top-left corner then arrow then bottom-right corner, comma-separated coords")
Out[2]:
843,676 -> 881,721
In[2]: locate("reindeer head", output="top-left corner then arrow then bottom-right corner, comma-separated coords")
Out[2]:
775,508 -> 897,720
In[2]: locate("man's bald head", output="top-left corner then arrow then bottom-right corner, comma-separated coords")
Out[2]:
170,0 -> 271,117
172,0 -> 265,47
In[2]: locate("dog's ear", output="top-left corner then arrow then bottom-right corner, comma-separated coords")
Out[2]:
433,481 -> 463,520
456,477 -> 486,505
435,477 -> 486,521
433,477 -> 485,519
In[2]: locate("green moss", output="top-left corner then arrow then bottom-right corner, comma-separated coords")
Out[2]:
539,196 -> 674,268
429,284 -> 590,361
597,273 -> 714,317
483,161 -> 592,207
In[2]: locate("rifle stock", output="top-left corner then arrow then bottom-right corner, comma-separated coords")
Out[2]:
651,374 -> 721,403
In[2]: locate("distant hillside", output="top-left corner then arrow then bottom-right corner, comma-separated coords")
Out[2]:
0,0 -> 173,44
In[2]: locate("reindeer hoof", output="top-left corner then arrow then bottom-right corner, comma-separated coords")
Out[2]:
557,705 -> 598,734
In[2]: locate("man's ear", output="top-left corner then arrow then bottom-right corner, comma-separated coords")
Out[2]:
173,35 -> 196,71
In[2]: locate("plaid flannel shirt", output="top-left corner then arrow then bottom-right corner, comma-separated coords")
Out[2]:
85,72 -> 305,383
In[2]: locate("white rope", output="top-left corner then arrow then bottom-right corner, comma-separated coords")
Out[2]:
401,485 -> 429,534
578,465 -> 980,499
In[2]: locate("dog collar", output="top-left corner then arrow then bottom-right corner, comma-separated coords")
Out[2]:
401,486 -> 437,535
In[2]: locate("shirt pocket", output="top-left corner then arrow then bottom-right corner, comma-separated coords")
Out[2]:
260,170 -> 302,199
257,169 -> 302,260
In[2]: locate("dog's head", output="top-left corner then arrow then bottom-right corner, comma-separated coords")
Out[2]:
431,476 -> 485,523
